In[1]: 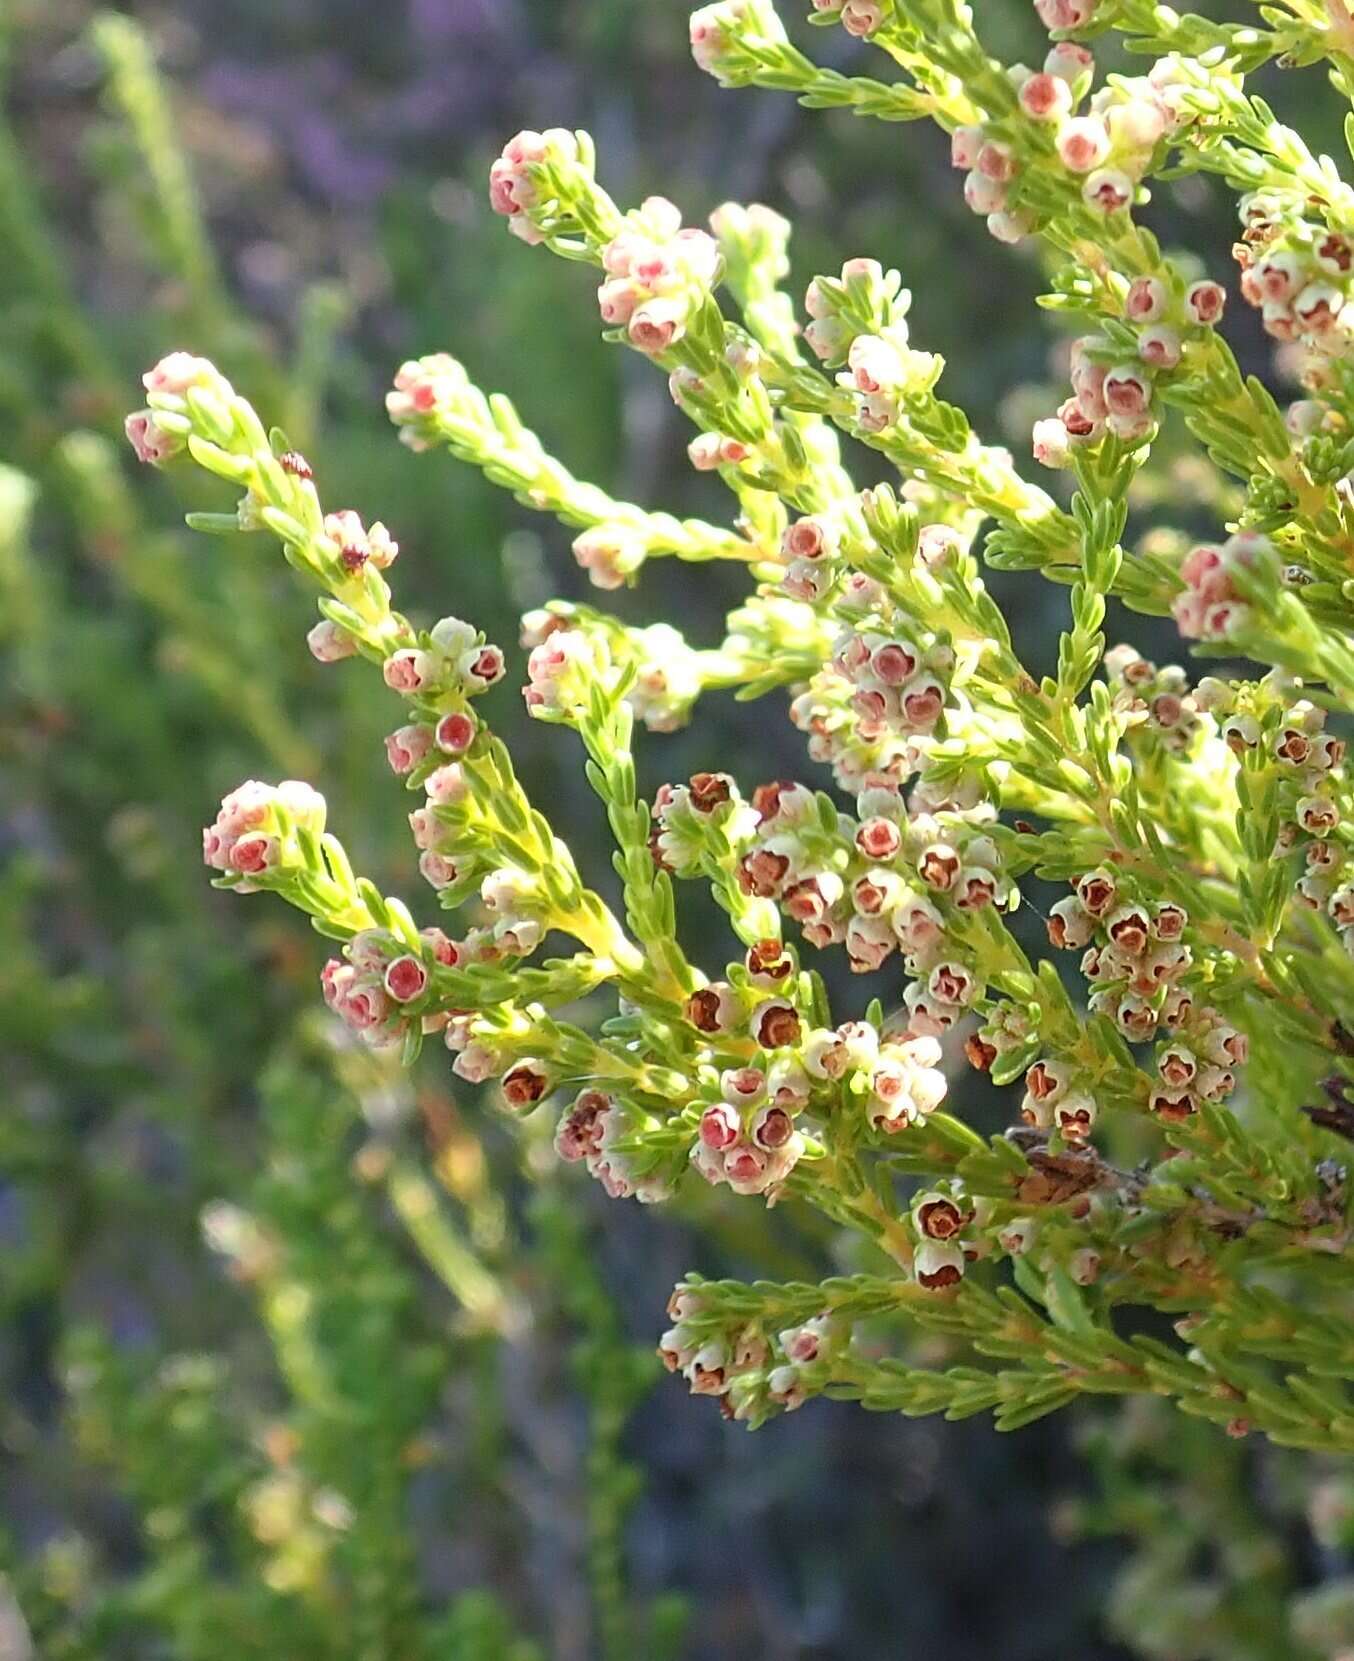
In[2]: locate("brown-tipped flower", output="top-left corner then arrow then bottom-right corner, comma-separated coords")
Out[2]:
1076,867 -> 1117,917
914,1191 -> 969,1241
689,771 -> 733,813
746,938 -> 793,982
1107,904 -> 1152,957
1054,1091 -> 1096,1142
686,982 -> 738,1034
918,842 -> 961,890
1150,1085 -> 1196,1124
501,1058 -> 551,1109
965,1033 -> 997,1071
915,1240 -> 965,1290
752,999 -> 802,1050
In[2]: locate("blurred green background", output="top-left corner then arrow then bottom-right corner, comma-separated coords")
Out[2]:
5,2 -> 1354,1658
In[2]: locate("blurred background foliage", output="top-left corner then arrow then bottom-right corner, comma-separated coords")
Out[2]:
4,1 -> 1354,1657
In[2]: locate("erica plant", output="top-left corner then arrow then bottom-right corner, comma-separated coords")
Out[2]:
130,0 -> 1354,1449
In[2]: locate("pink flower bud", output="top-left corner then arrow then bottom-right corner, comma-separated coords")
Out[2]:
894,895 -> 944,951
502,1059 -> 551,1109
1107,903 -> 1152,956
307,620 -> 358,662
977,142 -> 1016,183
460,644 -> 505,690
1045,41 -> 1094,81
752,999 -> 802,1050
955,867 -> 998,910
1108,97 -> 1165,151
690,4 -> 740,74
950,125 -> 986,169
901,677 -> 945,730
752,779 -> 815,828
125,409 -> 183,466
230,833 -> 280,876
1185,280 -> 1226,326
1125,276 -> 1167,323
1082,169 -> 1133,213
913,1194 -> 967,1245
597,278 -> 640,326
841,0 -> 884,35
143,352 -> 218,397
688,433 -> 724,471
628,297 -> 687,354
783,559 -> 833,602
383,649 -> 436,693
1019,72 -> 1073,122
870,639 -> 919,685
804,315 -> 848,362
915,1240 -> 964,1290
1057,397 -> 1101,442
781,516 -> 837,562
386,724 -> 432,774
963,170 -> 1007,215
856,816 -> 902,860
1055,1090 -> 1097,1140
1032,416 -> 1071,468
848,335 -> 902,395
928,961 -> 976,1008
1138,326 -> 1181,369
1048,896 -> 1093,948
918,843 -> 960,891
384,956 -> 429,1002
425,764 -> 468,806
419,851 -> 459,889
1103,365 -> 1151,420
435,711 -> 477,754
723,1143 -> 768,1188
1077,867 -> 1117,916
1057,116 -> 1110,173
846,913 -> 896,972
1255,251 -> 1304,303
421,927 -> 460,966
700,1102 -> 742,1149
1035,0 -> 1098,30
988,211 -> 1033,245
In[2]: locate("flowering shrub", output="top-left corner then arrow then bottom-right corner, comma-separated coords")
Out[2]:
131,0 -> 1354,1450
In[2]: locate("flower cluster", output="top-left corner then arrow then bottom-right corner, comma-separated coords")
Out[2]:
320,926 -> 453,1050
1237,194 -> 1354,358
124,350 -> 220,463
1170,531 -> 1271,643
909,1182 -> 989,1290
1103,646 -> 1205,755
1046,868 -> 1193,1044
659,1285 -> 845,1419
596,196 -> 722,356
735,771 -> 1009,1013
948,43 -> 1201,253
1201,677 -> 1354,951
201,779 -> 327,887
486,127 -> 580,245
690,1060 -> 809,1197
1036,277 -> 1227,467
554,1088 -> 676,1203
